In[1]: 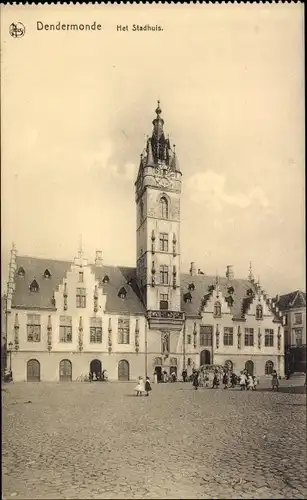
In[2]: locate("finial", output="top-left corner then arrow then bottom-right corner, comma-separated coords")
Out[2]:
248,261 -> 254,281
155,100 -> 162,116
78,234 -> 83,259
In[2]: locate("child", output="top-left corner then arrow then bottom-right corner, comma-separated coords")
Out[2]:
145,376 -> 152,396
239,371 -> 247,390
135,376 -> 145,396
247,374 -> 254,390
252,375 -> 258,390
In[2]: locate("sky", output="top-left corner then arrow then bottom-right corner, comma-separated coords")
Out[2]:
1,4 -> 305,297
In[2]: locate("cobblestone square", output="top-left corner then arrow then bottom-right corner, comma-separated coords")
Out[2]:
3,382 -> 307,499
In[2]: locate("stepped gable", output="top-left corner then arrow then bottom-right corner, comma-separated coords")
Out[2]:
12,256 -> 145,314
180,273 -> 256,319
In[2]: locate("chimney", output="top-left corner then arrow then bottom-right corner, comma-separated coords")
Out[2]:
190,262 -> 197,276
95,250 -> 103,267
226,265 -> 234,280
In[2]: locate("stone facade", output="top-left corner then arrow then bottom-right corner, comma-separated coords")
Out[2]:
4,103 -> 285,382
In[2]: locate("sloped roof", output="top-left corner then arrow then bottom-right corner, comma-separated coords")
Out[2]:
12,257 -> 145,315
180,273 -> 255,319
276,290 -> 306,312
11,256 -> 275,320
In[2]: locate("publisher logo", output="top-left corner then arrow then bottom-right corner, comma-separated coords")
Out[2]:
9,22 -> 25,38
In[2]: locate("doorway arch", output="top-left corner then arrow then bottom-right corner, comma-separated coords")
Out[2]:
59,359 -> 72,381
118,360 -> 129,381
245,360 -> 254,376
90,359 -> 102,377
200,349 -> 211,366
27,359 -> 40,382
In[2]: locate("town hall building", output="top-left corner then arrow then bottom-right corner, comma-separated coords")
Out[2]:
4,103 -> 285,382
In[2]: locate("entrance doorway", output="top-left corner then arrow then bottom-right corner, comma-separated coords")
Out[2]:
27,359 -> 40,382
245,360 -> 254,376
154,366 -> 162,382
200,349 -> 211,366
59,359 -> 72,381
118,360 -> 129,381
90,359 -> 102,377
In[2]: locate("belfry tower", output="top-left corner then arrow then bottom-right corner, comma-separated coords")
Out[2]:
135,102 -> 184,330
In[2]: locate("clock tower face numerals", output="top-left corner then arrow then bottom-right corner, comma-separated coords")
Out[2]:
154,163 -> 175,187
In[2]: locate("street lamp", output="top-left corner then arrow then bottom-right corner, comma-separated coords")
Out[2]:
8,341 -> 13,372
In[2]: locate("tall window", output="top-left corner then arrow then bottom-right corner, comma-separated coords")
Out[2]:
265,360 -> 274,375
160,197 -> 169,219
187,334 -> 192,345
213,301 -> 222,318
27,314 -> 41,342
199,325 -> 213,346
76,287 -> 86,308
118,317 -> 130,344
90,317 -> 102,343
294,328 -> 303,346
256,304 -> 263,320
294,313 -> 302,325
140,200 -> 144,221
223,327 -> 234,346
78,272 -> 84,283
160,293 -> 169,310
59,315 -> 72,343
159,233 -> 169,252
244,328 -> 254,347
160,265 -> 169,284
264,329 -> 274,347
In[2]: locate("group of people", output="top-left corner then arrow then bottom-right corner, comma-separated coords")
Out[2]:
88,369 -> 108,382
190,367 -> 259,391
135,376 -> 152,396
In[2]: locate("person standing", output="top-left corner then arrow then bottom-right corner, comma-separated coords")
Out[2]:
230,372 -> 237,388
192,370 -> 199,390
272,370 -> 279,391
247,374 -> 254,391
222,371 -> 228,389
135,376 -> 145,396
239,371 -> 247,390
182,368 -> 187,383
145,376 -> 152,396
212,370 -> 219,389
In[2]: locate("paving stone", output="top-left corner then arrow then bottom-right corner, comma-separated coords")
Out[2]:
2,382 -> 307,499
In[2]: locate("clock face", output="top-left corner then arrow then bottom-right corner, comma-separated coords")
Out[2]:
154,163 -> 175,187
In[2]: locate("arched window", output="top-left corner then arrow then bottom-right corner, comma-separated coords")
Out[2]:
265,360 -> 274,375
256,304 -> 263,320
27,359 -> 40,382
214,301 -> 222,318
59,359 -> 72,381
160,197 -> 169,219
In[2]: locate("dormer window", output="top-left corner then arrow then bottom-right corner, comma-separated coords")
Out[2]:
118,287 -> 127,299
43,269 -> 51,279
247,288 -> 254,297
227,286 -> 234,295
29,279 -> 39,293
78,271 -> 84,283
208,285 -> 215,293
17,267 -> 25,277
188,283 -> 195,291
213,301 -> 222,318
184,292 -> 192,303
102,275 -> 110,284
256,304 -> 263,320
